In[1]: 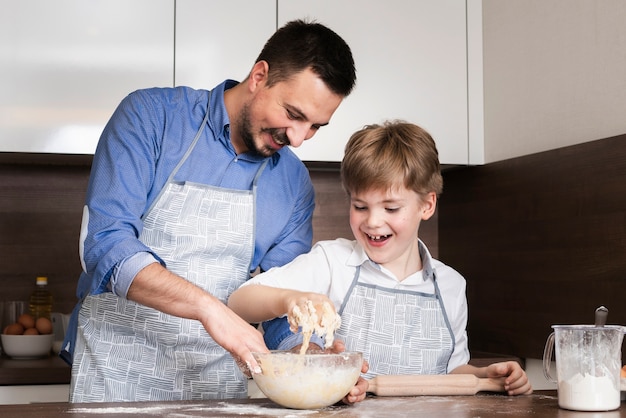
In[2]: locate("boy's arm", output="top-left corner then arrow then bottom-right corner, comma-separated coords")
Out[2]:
229,285 -> 335,324
228,285 -> 296,351
229,285 -> 303,350
228,284 -> 291,323
228,284 -> 336,350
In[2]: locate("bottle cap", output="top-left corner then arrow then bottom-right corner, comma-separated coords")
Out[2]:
36,276 -> 48,285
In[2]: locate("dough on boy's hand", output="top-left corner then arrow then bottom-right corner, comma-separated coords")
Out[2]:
291,300 -> 341,355
317,302 -> 341,349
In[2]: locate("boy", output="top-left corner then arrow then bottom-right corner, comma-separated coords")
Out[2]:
228,121 -> 533,398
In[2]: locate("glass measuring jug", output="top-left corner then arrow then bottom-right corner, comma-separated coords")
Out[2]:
543,324 -> 625,411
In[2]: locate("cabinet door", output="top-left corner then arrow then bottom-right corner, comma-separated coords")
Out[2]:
0,0 -> 173,154
0,384 -> 69,405
175,0 -> 276,88
278,0 -> 469,164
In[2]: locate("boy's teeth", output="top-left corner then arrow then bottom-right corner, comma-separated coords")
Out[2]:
367,233 -> 389,240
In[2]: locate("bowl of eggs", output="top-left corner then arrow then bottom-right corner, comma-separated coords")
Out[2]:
1,312 -> 54,359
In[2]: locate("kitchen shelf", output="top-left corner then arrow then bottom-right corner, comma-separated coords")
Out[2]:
0,355 -> 70,386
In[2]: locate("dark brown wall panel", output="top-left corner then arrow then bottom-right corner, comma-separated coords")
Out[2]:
0,155 -> 90,314
439,135 -> 626,360
0,156 -> 438,316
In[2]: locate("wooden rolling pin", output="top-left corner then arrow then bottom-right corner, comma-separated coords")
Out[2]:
367,374 -> 507,396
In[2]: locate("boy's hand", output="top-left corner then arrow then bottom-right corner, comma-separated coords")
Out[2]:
327,340 -> 369,404
486,361 -> 533,396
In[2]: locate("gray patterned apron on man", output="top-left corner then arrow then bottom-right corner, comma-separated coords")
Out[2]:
70,92 -> 267,402
335,262 -> 454,380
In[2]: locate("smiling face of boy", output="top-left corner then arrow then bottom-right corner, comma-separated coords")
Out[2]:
349,185 -> 437,281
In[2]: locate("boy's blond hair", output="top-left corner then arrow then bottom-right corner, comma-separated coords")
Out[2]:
340,120 -> 443,199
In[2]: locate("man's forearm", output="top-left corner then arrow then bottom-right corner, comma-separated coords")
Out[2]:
126,262 -> 216,322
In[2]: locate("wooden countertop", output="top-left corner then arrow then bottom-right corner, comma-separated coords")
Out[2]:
0,354 -> 70,385
0,391 -> 624,417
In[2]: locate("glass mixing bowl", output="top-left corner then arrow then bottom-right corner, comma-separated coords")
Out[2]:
251,350 -> 362,409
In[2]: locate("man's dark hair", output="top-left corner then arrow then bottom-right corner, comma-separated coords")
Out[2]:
255,19 -> 356,97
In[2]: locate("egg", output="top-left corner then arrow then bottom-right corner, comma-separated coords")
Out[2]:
17,313 -> 35,329
35,317 -> 53,335
23,327 -> 39,335
3,322 -> 25,335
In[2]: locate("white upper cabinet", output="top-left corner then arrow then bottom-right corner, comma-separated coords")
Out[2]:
174,0 -> 276,89
5,1 -> 622,162
279,0 -> 470,164
0,0 -> 173,154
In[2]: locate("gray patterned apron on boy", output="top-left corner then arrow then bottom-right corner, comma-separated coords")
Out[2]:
70,92 -> 267,402
335,261 -> 454,380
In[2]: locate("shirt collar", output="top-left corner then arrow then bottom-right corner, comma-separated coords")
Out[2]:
208,80 -> 281,167
418,240 -> 436,282
347,239 -> 437,282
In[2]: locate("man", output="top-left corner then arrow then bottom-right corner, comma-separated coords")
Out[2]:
62,19 -> 356,402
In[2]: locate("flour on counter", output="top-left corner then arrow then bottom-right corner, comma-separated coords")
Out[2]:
69,405 -> 178,415
185,403 -> 320,416
69,402 -> 320,416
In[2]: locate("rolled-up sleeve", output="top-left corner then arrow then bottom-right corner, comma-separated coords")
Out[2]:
79,90 -> 166,296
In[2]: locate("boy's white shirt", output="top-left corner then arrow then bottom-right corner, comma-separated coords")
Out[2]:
242,237 -> 470,372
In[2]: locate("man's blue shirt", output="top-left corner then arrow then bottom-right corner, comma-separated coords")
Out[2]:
63,81 -> 313,360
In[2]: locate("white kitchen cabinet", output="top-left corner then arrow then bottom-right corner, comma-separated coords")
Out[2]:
175,0 -> 276,89
0,0 -> 472,162
278,0 -> 471,164
0,0 -> 174,154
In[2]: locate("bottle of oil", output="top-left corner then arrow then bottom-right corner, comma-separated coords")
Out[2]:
29,276 -> 54,320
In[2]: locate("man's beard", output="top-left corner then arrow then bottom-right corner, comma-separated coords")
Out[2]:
238,103 -> 290,158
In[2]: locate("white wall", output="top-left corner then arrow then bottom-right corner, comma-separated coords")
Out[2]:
525,358 -> 557,391
481,0 -> 626,163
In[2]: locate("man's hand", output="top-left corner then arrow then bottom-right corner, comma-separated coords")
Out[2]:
198,296 -> 269,377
